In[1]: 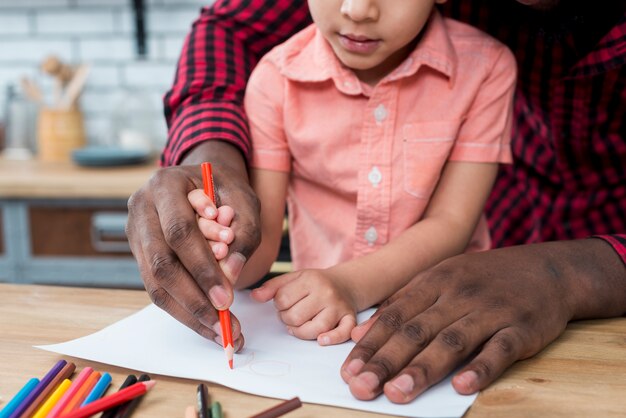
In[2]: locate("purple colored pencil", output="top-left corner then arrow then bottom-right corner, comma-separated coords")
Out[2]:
8,359 -> 67,418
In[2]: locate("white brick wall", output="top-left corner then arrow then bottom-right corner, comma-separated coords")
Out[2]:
0,0 -> 213,149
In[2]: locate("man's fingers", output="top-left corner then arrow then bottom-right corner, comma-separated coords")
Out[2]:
152,177 -> 233,309
382,312 -> 500,403
219,252 -> 247,284
346,305 -> 452,400
452,327 -> 524,395
318,314 -> 357,346
341,283 -> 438,384
129,233 -> 218,337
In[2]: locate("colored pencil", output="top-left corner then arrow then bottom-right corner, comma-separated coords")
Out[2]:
0,378 -> 39,418
32,379 -> 72,418
47,367 -> 93,418
112,374 -> 150,418
185,405 -> 198,418
201,162 -> 234,369
100,374 -> 137,418
19,361 -> 76,418
196,383 -> 211,418
57,381 -> 156,418
8,359 -> 66,418
61,371 -> 101,413
249,397 -> 302,418
81,372 -> 112,406
210,401 -> 222,418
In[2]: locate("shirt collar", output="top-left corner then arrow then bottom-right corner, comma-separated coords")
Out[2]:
279,10 -> 458,95
568,12 -> 626,78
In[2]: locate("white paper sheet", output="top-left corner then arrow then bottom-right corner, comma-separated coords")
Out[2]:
36,292 -> 476,417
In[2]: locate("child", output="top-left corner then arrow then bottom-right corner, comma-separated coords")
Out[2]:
189,0 -> 516,346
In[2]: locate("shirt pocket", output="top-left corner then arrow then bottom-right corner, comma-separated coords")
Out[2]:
402,121 -> 459,199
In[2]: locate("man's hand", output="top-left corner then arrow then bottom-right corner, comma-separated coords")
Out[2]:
341,239 -> 626,403
126,141 -> 261,350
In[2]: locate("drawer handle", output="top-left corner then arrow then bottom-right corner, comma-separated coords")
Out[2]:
90,212 -> 131,253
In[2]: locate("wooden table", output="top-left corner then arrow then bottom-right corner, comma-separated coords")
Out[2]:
1,284 -> 625,418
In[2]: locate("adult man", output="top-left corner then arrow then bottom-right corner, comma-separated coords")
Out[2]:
126,0 -> 626,404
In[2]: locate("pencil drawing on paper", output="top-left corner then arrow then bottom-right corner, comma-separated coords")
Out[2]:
237,352 -> 291,377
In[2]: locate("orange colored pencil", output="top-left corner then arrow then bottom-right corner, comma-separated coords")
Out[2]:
60,371 -> 101,413
57,381 -> 155,418
201,162 -> 234,369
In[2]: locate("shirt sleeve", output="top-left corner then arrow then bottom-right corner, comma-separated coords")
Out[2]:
245,59 -> 291,173
448,43 -> 517,164
594,234 -> 626,266
160,0 -> 310,167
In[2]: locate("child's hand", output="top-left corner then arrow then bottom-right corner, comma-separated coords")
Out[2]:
187,188 -> 235,260
251,269 -> 357,345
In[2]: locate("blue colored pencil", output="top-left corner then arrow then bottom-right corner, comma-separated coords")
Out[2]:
0,378 -> 40,418
8,359 -> 67,418
81,372 -> 112,406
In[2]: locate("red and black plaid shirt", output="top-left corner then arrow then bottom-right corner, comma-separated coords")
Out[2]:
162,0 -> 626,265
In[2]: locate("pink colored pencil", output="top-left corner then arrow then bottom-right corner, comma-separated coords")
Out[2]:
57,381 -> 156,418
46,367 -> 93,418
60,371 -> 101,414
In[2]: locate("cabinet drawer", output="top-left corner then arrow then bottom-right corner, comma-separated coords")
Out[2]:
29,206 -> 131,257
0,207 -> 4,255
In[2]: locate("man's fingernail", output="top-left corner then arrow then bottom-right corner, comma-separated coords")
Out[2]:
345,359 -> 364,377
209,286 -> 229,309
219,229 -> 230,242
390,374 -> 414,396
455,370 -> 479,392
212,322 -> 222,336
355,371 -> 379,392
205,207 -> 217,218
221,252 -> 246,282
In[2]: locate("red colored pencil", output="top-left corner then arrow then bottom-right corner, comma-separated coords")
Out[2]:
57,381 -> 155,418
201,162 -> 235,369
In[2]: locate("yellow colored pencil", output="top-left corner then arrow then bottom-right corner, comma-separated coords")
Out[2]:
32,379 -> 72,418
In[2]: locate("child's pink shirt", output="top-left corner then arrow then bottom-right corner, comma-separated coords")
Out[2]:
245,11 -> 516,271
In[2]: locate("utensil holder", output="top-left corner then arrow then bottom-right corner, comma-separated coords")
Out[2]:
37,107 -> 86,162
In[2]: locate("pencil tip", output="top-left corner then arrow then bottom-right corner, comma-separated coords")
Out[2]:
229,359 -> 233,369
143,380 -> 157,390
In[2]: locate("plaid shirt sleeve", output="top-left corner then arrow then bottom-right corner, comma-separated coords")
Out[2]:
161,0 -> 310,166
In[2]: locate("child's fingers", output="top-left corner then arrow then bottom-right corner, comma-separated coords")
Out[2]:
318,314 -> 357,346
210,241 -> 229,260
216,205 -> 235,226
198,218 -> 234,243
279,295 -> 323,327
289,308 -> 339,340
187,189 -> 218,219
250,272 -> 302,304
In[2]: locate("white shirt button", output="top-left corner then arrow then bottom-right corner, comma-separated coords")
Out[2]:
365,226 -> 378,245
368,166 -> 382,187
374,104 -> 387,122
